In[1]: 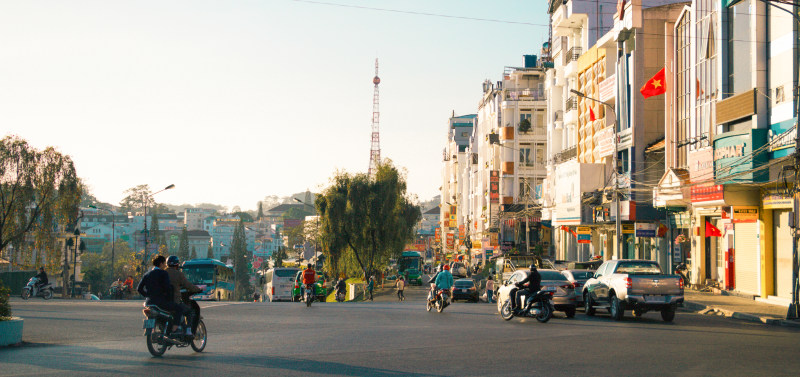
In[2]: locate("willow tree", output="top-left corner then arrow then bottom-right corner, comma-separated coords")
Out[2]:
0,136 -> 82,274
317,161 -> 421,281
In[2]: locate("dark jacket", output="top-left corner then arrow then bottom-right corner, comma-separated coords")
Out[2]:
335,280 -> 346,292
517,269 -> 542,293
137,267 -> 173,306
35,271 -> 48,285
166,267 -> 202,304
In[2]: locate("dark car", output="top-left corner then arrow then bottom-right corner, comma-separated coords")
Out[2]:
452,279 -> 479,302
561,269 -> 594,305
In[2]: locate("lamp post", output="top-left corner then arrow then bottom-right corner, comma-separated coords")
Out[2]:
293,198 -> 319,265
141,184 -> 175,271
89,205 -> 115,281
571,89 -> 620,260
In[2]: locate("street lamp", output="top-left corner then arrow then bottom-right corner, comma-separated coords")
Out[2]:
293,198 -> 319,265
89,205 -> 115,282
141,184 -> 175,271
570,89 -> 621,260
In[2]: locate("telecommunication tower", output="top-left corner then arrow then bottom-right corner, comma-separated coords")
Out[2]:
368,58 -> 381,178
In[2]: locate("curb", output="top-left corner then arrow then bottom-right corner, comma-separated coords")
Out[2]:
682,300 -> 800,329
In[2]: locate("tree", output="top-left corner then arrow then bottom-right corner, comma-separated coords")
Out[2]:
0,278 -> 11,319
190,246 -> 197,260
272,246 -> 287,268
233,211 -> 254,223
282,206 -> 312,220
0,136 -> 82,280
317,160 -> 421,280
284,220 -> 307,248
257,202 -> 264,220
80,239 -> 136,295
231,220 -> 252,300
118,184 -> 152,214
178,227 -> 190,262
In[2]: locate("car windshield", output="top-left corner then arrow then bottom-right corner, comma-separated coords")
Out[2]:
539,271 -> 568,281
454,281 -> 474,288
614,262 -> 662,275
570,271 -> 593,279
274,269 -> 297,278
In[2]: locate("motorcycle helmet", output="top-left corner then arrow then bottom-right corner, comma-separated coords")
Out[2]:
529,263 -> 537,271
167,255 -> 180,267
443,264 -> 450,271
307,263 -> 313,269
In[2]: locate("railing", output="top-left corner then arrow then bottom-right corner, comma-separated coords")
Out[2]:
550,146 -> 577,165
565,96 -> 578,112
562,46 -> 582,65
505,88 -> 545,101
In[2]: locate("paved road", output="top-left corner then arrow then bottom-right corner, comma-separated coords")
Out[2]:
3,285 -> 800,376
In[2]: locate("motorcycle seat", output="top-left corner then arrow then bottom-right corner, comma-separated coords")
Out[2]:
146,305 -> 173,318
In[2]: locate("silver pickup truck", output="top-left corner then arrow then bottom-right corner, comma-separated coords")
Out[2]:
582,259 -> 684,322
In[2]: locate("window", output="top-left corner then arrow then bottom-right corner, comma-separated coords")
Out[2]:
727,0 -> 752,95
519,145 -> 532,166
776,86 -> 786,104
594,263 -> 608,278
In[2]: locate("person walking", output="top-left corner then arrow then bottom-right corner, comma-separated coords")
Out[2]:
396,276 -> 405,301
366,276 -> 375,301
486,275 -> 495,304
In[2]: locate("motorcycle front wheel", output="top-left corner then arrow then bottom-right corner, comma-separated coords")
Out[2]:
190,320 -> 207,352
43,289 -> 53,300
500,300 -> 515,321
146,321 -> 168,357
21,288 -> 30,300
306,294 -> 312,307
436,297 -> 445,313
536,300 -> 553,323
426,299 -> 432,312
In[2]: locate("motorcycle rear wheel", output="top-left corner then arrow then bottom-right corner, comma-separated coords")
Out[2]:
426,300 -> 432,312
436,297 -> 444,313
21,288 -> 30,300
190,320 -> 207,352
500,300 -> 514,321
535,301 -> 553,323
146,321 -> 168,357
43,289 -> 53,300
306,294 -> 312,307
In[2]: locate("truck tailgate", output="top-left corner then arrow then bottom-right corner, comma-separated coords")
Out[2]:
630,275 -> 682,295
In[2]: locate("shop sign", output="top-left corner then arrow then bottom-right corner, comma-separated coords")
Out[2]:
458,225 -> 465,239
599,74 -> 616,102
610,200 -> 635,221
446,233 -> 454,248
596,126 -> 615,158
714,129 -> 769,183
489,233 -> 499,247
485,249 -> 494,258
490,170 -> 499,204
672,244 -> 682,263
577,226 -> 591,244
691,184 -> 723,203
769,119 -> 796,158
434,227 -> 441,242
732,207 -> 758,223
635,222 -> 656,237
618,128 -> 632,149
687,148 -> 714,182
763,189 -> 793,209
622,224 -> 635,234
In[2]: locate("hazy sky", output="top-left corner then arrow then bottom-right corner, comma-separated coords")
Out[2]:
1,0 -> 550,210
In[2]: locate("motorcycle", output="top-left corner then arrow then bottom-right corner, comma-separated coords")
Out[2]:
21,277 -> 54,300
304,284 -> 315,307
335,287 -> 346,302
675,263 -> 690,287
500,287 -> 555,323
142,294 -> 207,357
426,288 -> 450,313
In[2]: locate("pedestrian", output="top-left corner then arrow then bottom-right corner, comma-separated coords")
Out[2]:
486,275 -> 495,304
396,276 -> 405,301
367,276 -> 375,301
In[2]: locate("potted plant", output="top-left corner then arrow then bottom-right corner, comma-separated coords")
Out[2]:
518,118 -> 532,133
0,278 -> 23,346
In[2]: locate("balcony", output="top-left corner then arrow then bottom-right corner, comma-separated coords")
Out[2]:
562,46 -> 582,65
550,145 -> 577,165
565,96 -> 578,112
504,88 -> 545,102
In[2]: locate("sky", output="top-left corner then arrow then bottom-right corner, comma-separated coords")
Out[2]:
0,0 -> 551,211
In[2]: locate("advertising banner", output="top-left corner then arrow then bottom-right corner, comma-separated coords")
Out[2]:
458,225 -> 465,240
596,126 -> 615,158
622,224 -> 635,234
577,226 -> 591,244
691,184 -> 723,203
446,233 -> 454,248
635,223 -> 656,237
434,227 -> 441,242
732,207 -> 758,223
490,170 -> 500,204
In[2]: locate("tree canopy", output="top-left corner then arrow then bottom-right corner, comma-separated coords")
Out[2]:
316,161 -> 421,280
231,220 -> 252,300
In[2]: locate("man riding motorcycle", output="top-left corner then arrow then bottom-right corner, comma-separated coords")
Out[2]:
302,264 -> 316,301
33,267 -> 48,293
512,264 -> 542,311
433,264 -> 454,301
334,278 -> 346,299
165,256 -> 202,335
137,255 -> 184,335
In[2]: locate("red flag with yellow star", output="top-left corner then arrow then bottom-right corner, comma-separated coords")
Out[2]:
640,67 -> 666,99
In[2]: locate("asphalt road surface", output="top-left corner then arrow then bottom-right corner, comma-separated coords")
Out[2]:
2,284 -> 800,376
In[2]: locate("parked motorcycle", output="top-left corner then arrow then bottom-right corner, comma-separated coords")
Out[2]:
426,288 -> 450,313
675,263 -> 690,287
142,295 -> 207,357
500,287 -> 555,323
21,277 -> 54,300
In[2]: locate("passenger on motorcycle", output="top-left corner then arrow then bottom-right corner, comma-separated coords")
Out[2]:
302,264 -> 316,299
512,264 -> 542,310
34,267 -> 48,292
434,264 -> 454,298
137,255 -> 184,335
428,264 -> 442,299
166,255 -> 202,335
123,275 -> 134,295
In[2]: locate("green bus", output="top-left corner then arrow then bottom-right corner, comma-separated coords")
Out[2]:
397,251 -> 423,285
182,258 -> 235,301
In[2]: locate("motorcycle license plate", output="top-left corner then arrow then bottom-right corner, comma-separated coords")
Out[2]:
543,286 -> 556,292
143,319 -> 155,329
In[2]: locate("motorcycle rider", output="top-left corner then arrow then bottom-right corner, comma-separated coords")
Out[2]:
123,275 -> 134,295
335,277 -> 346,299
33,267 -> 48,294
428,264 -> 442,301
137,255 -> 184,336
512,264 -> 542,311
165,256 -> 202,335
302,263 -> 316,301
433,264 -> 454,303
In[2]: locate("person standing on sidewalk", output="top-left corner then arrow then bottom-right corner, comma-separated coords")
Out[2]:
485,276 -> 495,303
367,276 -> 375,301
396,276 -> 405,301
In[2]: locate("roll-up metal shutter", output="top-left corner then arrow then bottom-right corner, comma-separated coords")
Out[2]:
734,222 -> 759,295
773,210 -> 792,299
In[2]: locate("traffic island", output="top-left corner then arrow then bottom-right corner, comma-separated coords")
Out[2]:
0,317 -> 23,346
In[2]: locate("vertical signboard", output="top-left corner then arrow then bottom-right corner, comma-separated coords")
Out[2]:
490,170 -> 500,204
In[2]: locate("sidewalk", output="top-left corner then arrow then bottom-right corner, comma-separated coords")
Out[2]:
683,290 -> 800,328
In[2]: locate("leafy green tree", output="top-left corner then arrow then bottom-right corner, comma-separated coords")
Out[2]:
282,206 -> 312,220
0,136 -> 82,293
316,160 -> 421,280
231,220 -> 252,300
272,246 -> 287,268
178,227 -> 190,262
81,239 -> 136,295
284,220 -> 307,249
118,185 -> 152,214
0,278 -> 11,319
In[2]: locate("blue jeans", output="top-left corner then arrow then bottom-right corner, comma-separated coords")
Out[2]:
487,290 -> 494,303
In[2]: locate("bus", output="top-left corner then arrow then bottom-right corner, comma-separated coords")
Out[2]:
182,258 -> 235,301
261,267 -> 300,302
397,251 -> 423,285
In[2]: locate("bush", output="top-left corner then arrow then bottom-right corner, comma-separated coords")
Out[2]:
0,278 -> 11,320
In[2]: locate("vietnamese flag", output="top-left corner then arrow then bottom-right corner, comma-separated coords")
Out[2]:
640,67 -> 666,98
589,107 -> 596,121
705,221 -> 722,237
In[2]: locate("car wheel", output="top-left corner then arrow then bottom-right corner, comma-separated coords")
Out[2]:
610,294 -> 624,321
583,293 -> 595,316
565,306 -> 576,318
633,308 -> 645,318
661,305 -> 676,322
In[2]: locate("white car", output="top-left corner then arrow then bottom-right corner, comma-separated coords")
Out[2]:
449,262 -> 468,278
495,269 -> 578,318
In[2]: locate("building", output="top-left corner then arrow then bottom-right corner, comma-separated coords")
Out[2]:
440,114 -> 476,262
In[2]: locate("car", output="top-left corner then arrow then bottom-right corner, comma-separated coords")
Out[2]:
291,270 -> 327,302
449,262 -> 468,278
452,279 -> 479,302
552,260 -> 571,270
582,260 -> 684,322
495,269 -> 578,318
567,260 -> 603,271
561,269 -> 594,305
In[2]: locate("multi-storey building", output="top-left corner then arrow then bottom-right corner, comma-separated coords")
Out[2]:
184,208 -> 218,231
440,114 -> 476,261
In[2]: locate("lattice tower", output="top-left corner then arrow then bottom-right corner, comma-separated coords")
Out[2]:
368,58 -> 381,178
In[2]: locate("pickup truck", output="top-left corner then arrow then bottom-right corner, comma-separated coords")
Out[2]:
582,259 -> 683,322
